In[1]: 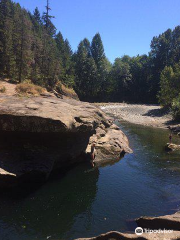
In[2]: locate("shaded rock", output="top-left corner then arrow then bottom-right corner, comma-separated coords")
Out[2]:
75,230 -> 180,240
0,95 -> 132,188
169,125 -> 180,134
136,211 -> 180,231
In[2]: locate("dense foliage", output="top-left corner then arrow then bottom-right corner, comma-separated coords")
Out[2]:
0,0 -> 180,118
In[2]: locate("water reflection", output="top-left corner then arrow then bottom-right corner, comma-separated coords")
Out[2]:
0,164 -> 99,240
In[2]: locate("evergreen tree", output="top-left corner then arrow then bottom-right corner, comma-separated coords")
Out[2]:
63,39 -> 74,86
55,33 -> 74,87
42,0 -> 56,37
74,39 -> 97,101
91,33 -> 110,100
13,7 -> 33,82
0,0 -> 15,77
91,33 -> 105,68
55,31 -> 65,57
110,58 -> 132,101
33,7 -> 41,24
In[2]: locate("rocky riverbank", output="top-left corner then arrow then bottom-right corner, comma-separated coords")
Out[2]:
0,95 -> 132,188
98,103 -> 173,129
76,230 -> 180,240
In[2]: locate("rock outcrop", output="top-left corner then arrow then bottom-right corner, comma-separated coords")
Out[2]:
0,95 -> 132,188
136,211 -> 180,231
75,230 -> 180,240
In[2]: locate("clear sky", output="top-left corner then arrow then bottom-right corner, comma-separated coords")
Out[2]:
13,0 -> 180,62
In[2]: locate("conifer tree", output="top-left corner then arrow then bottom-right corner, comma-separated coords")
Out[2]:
75,39 -> 97,101
91,33 -> 105,68
0,0 -> 15,77
42,0 -> 56,37
55,32 -> 65,57
13,7 -> 33,82
33,7 -> 41,24
91,33 -> 110,99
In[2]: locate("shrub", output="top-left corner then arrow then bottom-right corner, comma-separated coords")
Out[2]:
172,95 -> 180,120
0,86 -> 6,93
15,81 -> 45,96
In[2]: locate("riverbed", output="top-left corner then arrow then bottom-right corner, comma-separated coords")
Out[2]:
0,121 -> 180,240
98,103 -> 173,128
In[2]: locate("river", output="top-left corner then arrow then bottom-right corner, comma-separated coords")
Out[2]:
0,120 -> 180,240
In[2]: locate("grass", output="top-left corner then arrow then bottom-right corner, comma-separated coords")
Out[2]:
60,84 -> 78,100
15,82 -> 46,96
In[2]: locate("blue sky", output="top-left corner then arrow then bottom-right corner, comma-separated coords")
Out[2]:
14,0 -> 180,62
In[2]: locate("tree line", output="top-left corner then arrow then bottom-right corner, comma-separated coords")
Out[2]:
0,0 -> 180,118
0,0 -> 74,88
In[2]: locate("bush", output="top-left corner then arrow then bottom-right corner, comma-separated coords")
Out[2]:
172,95 -> 180,120
0,86 -> 6,93
15,81 -> 45,96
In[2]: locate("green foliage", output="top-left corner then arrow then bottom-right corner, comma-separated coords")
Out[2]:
33,7 -> 41,24
149,27 -> 180,101
74,39 -> 97,101
158,63 -> 180,119
110,57 -> 131,101
159,66 -> 175,107
172,95 -> 180,120
91,33 -> 105,68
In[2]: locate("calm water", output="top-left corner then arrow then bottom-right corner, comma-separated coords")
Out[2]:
1,121 -> 180,240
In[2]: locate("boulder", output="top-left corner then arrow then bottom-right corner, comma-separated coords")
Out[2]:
165,143 -> 180,152
86,123 -> 131,163
0,95 -> 132,188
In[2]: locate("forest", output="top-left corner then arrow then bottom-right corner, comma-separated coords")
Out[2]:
0,0 -> 180,119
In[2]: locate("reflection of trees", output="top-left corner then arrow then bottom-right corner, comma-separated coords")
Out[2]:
0,165 -> 99,240
118,121 -> 180,182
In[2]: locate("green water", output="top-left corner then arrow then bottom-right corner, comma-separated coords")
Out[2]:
0,121 -> 180,240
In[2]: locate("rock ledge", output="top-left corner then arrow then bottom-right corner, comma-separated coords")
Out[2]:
0,95 -> 132,187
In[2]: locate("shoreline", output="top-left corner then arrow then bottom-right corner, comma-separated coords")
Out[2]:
97,103 -> 175,129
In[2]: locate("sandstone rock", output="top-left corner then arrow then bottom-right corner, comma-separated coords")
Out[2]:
75,230 -> 180,240
136,211 -> 180,231
86,124 -> 132,163
0,95 -> 132,187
